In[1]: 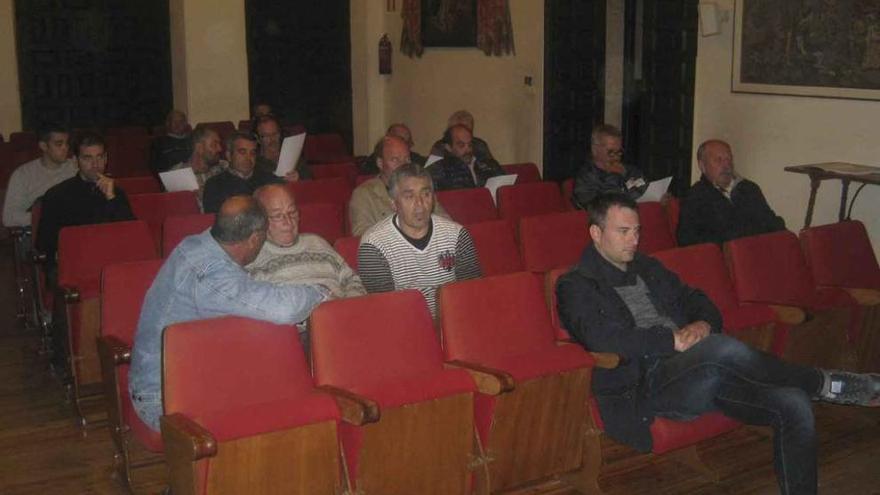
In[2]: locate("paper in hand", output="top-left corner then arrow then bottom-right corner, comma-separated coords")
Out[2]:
159,168 -> 200,192
425,154 -> 443,167
484,174 -> 518,204
637,176 -> 672,203
276,133 -> 306,177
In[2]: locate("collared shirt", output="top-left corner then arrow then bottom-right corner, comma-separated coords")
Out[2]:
129,230 -> 329,417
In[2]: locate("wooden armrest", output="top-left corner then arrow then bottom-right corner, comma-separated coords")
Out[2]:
768,305 -> 807,325
160,413 -> 218,461
589,352 -> 621,369
96,335 -> 131,365
59,285 -> 80,303
444,360 -> 515,396
315,385 -> 380,426
841,288 -> 880,306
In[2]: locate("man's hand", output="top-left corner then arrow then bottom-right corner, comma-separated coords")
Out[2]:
284,170 -> 300,182
96,173 -> 115,200
673,321 -> 711,352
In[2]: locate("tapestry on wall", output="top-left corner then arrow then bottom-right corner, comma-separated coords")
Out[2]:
733,0 -> 880,100
401,0 -> 514,57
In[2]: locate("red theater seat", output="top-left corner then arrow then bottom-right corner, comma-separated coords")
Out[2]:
333,236 -> 360,273
161,213 -> 215,257
466,219 -> 523,276
309,161 -> 358,187
288,176 -> 352,206
496,182 -> 565,231
501,162 -> 541,183
299,202 -> 345,244
800,221 -> 880,371
304,133 -> 351,163
57,220 -> 158,424
311,290 -> 476,494
519,210 -> 589,273
435,187 -> 498,225
726,230 -> 857,367
653,243 -> 778,353
108,134 -> 154,177
115,176 -> 162,195
439,272 -> 596,493
162,317 -> 343,494
129,191 -> 201,251
637,201 -> 676,254
98,259 -> 164,491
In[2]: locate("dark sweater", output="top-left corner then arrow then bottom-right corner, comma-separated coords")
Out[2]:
36,175 -> 135,263
572,161 -> 647,209
202,168 -> 284,213
556,245 -> 721,452
149,135 -> 192,176
677,174 -> 785,246
428,156 -> 504,191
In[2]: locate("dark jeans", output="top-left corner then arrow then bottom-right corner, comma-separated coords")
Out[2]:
648,334 -> 823,495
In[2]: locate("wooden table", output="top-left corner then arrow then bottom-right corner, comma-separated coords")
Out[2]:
784,163 -> 880,228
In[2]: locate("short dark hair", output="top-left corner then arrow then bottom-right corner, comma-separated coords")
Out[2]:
442,124 -> 471,145
254,114 -> 282,134
591,124 -> 622,146
37,123 -> 68,144
387,163 -> 433,198
587,192 -> 638,229
73,131 -> 106,157
191,126 -> 217,147
210,195 -> 268,243
225,131 -> 258,154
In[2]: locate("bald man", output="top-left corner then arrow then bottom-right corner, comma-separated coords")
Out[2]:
129,195 -> 330,431
429,109 -> 496,163
349,135 -> 448,236
359,123 -> 427,175
150,109 -> 192,176
677,139 -> 785,246
247,184 -> 364,299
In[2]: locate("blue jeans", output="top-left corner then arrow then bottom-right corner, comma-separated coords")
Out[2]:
647,334 -> 823,495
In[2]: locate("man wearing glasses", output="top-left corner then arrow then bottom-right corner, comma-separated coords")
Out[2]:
572,124 -> 648,209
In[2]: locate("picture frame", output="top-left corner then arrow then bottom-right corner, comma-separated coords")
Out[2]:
732,0 -> 880,100
421,0 -> 477,48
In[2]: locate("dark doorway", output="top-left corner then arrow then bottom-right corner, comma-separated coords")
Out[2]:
245,1 -> 353,149
14,0 -> 173,130
622,0 -> 699,197
543,0 -> 606,182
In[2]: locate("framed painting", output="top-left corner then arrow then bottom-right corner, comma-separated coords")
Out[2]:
421,0 -> 477,47
732,0 -> 880,100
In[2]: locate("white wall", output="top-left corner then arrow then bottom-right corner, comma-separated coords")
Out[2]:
0,0 -> 22,136
693,0 -> 880,254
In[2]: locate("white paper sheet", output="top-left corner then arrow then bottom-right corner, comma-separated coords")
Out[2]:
275,133 -> 306,177
159,167 -> 200,192
484,174 -> 518,204
637,176 -> 673,203
425,154 -> 443,167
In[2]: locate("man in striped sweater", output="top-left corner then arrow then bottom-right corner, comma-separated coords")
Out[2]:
358,163 -> 481,316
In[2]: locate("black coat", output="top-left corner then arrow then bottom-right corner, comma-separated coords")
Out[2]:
556,244 -> 722,452
677,174 -> 785,246
202,168 -> 283,214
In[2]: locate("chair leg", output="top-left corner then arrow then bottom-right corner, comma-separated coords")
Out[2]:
560,426 -> 605,495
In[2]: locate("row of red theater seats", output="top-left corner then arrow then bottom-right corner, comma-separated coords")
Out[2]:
47,188 -> 875,492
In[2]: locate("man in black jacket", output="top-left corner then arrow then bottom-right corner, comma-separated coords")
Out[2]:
556,192 -> 879,495
203,132 -> 283,213
427,124 -> 504,191
677,139 -> 785,246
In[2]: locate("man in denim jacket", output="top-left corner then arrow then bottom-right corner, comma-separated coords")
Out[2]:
128,195 -> 330,431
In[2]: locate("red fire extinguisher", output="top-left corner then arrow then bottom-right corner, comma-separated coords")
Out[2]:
379,34 -> 392,75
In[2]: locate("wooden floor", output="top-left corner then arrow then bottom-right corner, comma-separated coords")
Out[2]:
0,237 -> 879,495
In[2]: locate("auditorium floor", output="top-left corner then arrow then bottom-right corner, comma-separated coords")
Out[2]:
0,238 -> 879,495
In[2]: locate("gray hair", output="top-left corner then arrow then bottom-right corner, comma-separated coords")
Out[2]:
387,163 -> 434,198
590,124 -> 622,146
210,195 -> 268,243
191,126 -> 218,147
225,131 -> 258,155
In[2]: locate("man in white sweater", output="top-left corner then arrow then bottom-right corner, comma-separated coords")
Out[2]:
247,183 -> 364,299
2,124 -> 77,227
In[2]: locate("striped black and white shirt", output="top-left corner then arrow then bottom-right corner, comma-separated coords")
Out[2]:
358,214 -> 481,316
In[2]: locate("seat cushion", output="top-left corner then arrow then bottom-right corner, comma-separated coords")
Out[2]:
722,304 -> 776,332
650,412 -> 740,454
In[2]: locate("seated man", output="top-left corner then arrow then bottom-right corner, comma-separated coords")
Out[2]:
556,192 -> 879,495
129,195 -> 330,431
349,135 -> 448,236
203,131 -> 284,213
572,124 -> 647,209
169,127 -> 227,210
149,110 -> 192,176
359,123 -> 427,175
36,131 -> 134,268
248,183 -> 364,299
253,114 -> 309,180
427,124 -> 504,192
429,109 -> 495,163
677,139 -> 785,246
2,123 -> 77,228
358,163 -> 480,317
